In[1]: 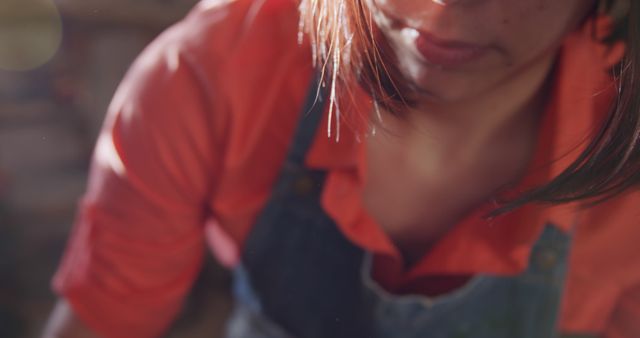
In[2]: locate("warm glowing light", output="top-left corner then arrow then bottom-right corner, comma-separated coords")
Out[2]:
0,0 -> 63,71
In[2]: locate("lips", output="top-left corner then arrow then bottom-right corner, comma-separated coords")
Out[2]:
413,31 -> 487,68
370,4 -> 488,68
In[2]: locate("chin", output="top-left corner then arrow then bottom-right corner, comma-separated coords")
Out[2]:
409,74 -> 477,104
395,58 -> 475,104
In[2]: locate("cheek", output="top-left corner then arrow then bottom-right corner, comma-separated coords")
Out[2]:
495,1 -> 589,65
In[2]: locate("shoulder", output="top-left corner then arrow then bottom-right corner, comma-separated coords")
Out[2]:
133,0 -> 316,177
572,190 -> 640,284
155,0 -> 313,113
175,0 -> 302,58
111,0 -> 313,142
129,0 -> 304,82
170,0 -> 316,166
562,190 -> 640,331
105,0 -> 313,172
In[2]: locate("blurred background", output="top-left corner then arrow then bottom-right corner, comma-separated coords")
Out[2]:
0,0 -> 232,336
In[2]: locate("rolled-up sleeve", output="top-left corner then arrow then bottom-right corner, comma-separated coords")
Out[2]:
52,21 -> 227,338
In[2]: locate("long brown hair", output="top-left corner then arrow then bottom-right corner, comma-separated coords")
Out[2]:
298,0 -> 640,214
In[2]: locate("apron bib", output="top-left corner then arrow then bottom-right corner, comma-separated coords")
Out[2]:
224,74 -> 571,338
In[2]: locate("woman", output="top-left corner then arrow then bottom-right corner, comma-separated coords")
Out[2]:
44,0 -> 639,337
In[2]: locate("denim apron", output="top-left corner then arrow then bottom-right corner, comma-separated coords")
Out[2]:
224,74 -> 572,338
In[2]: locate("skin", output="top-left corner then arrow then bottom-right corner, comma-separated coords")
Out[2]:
42,0 -> 599,336
369,0 -> 596,105
361,0 -> 597,264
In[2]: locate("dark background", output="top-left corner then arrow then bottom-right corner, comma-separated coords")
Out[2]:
1,1 -> 232,336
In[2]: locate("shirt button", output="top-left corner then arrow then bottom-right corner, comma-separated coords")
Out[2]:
294,175 -> 315,196
535,247 -> 559,271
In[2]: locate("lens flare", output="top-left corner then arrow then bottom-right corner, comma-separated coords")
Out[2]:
0,0 -> 63,71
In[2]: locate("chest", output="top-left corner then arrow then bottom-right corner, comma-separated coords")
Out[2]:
361,126 -> 536,264
237,158 -> 571,337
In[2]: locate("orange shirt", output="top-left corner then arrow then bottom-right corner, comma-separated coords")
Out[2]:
53,0 -> 640,337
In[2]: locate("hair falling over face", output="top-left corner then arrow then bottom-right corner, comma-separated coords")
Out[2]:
298,0 -> 345,141
297,0 -> 640,214
298,0 -> 413,141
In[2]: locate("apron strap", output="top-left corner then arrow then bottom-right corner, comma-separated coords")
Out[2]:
285,71 -> 327,167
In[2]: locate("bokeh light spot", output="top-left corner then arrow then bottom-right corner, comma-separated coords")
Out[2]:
0,0 -> 63,71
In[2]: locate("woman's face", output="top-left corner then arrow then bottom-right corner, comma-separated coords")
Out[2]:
367,0 -> 596,103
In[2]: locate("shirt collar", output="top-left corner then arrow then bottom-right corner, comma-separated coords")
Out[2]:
307,16 -> 626,275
